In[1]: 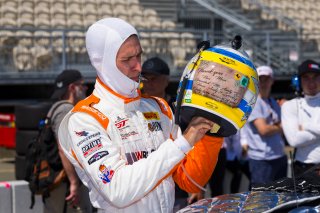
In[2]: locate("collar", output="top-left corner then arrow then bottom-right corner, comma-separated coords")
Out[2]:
304,92 -> 320,102
93,78 -> 141,112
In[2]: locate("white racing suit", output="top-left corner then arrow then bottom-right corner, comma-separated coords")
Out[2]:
58,78 -> 223,212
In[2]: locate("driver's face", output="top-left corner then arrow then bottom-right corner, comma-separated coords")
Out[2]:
116,35 -> 143,82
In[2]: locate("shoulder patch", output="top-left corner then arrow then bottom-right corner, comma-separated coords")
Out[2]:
72,95 -> 109,129
149,96 -> 173,120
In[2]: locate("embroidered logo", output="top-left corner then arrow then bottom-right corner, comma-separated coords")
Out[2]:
115,119 -> 128,129
81,138 -> 102,157
120,131 -> 138,140
125,149 -> 156,164
143,112 -> 160,120
80,105 -> 107,120
75,131 -> 89,137
76,132 -> 101,147
98,164 -> 114,184
148,122 -> 163,132
88,151 -> 109,165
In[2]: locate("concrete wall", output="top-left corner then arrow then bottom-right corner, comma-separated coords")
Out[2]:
0,180 -> 43,213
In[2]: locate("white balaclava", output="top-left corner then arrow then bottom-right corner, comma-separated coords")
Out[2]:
86,18 -> 139,97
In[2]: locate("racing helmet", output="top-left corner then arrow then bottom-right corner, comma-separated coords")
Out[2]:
175,36 -> 259,137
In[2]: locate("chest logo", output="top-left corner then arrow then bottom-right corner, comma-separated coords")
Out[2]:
143,112 -> 160,120
148,122 -> 163,132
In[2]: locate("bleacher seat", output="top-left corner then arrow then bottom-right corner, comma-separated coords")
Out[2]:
139,32 -> 152,55
248,0 -> 320,52
67,31 -> 85,54
127,0 -> 140,5
31,45 -> 52,70
35,0 -> 51,9
181,32 -> 197,55
15,31 -> 33,47
52,31 -> 70,54
0,0 -> 199,73
1,5 -> 18,19
20,0 -> 34,8
1,1 -> 18,9
35,19 -> 51,29
113,5 -> 128,18
144,9 -> 161,29
13,45 -> 33,71
98,4 -> 113,18
131,15 -> 147,29
129,3 -> 143,17
162,20 -> 176,29
34,30 -> 51,47
83,13 -> 98,29
1,18 -> 18,28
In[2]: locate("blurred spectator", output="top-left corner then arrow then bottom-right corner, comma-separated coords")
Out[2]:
241,65 -> 287,186
47,69 -> 92,213
141,56 -> 171,101
282,60 -> 320,175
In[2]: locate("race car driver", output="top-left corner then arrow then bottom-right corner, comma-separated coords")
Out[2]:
58,17 -> 223,212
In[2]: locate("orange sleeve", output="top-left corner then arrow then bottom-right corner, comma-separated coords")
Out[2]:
172,135 -> 223,193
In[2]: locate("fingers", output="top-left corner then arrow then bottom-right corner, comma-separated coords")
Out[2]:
183,117 -> 215,146
66,194 -> 80,209
65,193 -> 73,201
191,117 -> 214,133
187,194 -> 197,204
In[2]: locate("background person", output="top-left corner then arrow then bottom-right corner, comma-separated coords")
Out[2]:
141,56 -> 171,101
241,65 -> 287,186
58,18 -> 223,213
47,69 -> 92,213
282,60 -> 320,175
141,57 -> 189,212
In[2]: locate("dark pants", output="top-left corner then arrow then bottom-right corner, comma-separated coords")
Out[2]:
226,158 -> 251,193
249,155 -> 288,187
208,148 -> 226,197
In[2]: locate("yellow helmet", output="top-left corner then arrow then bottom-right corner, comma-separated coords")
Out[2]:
175,37 -> 259,137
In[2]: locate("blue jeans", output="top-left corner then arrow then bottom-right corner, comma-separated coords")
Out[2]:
249,155 -> 288,187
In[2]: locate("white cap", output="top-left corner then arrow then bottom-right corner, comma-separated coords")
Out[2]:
257,66 -> 273,77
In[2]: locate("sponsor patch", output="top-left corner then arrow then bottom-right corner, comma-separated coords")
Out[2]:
76,132 -> 101,147
88,151 -> 109,165
80,105 -> 107,121
75,131 -> 89,137
219,56 -> 236,65
148,122 -> 163,132
120,131 -> 138,140
143,112 -> 160,120
114,116 -> 130,132
115,119 -> 129,129
98,164 -> 114,184
125,149 -> 155,164
81,138 -> 102,157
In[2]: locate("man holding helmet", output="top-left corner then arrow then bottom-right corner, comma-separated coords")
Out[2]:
58,18 -> 223,212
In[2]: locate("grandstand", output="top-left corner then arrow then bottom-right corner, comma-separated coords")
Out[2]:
0,0 -> 318,109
